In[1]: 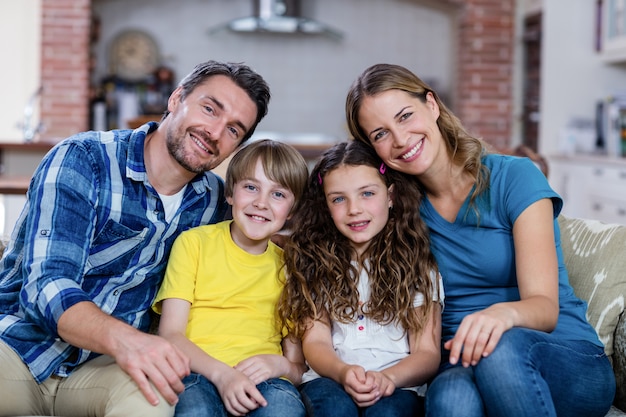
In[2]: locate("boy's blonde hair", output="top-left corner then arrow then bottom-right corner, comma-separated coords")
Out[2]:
224,139 -> 309,204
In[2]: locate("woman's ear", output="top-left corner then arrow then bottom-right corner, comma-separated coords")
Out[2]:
425,91 -> 440,120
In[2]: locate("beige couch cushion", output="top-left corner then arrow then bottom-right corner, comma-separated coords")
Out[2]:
558,215 -> 626,357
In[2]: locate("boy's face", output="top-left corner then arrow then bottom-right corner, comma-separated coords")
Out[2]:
227,159 -> 295,254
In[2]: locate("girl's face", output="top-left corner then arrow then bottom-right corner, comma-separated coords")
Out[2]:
323,164 -> 393,257
357,89 -> 445,177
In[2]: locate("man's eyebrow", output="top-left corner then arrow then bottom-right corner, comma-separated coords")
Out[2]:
206,95 -> 250,134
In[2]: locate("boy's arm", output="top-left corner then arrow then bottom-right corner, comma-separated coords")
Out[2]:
232,335 -> 306,385
280,334 -> 307,385
158,298 -> 268,413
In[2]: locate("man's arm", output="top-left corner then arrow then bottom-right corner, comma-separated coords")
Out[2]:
57,301 -> 190,406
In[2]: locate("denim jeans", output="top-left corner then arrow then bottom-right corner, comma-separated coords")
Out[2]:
300,376 -> 424,417
175,372 -> 305,417
425,327 -> 616,417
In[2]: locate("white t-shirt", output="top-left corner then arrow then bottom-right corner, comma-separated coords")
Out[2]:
158,184 -> 187,223
302,262 -> 444,394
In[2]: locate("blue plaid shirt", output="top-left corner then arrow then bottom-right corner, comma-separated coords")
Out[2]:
0,122 -> 228,383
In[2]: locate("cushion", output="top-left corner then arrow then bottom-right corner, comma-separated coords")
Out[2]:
558,215 -> 626,357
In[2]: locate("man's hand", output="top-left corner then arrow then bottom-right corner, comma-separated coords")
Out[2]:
113,331 -> 190,406
57,301 -> 190,406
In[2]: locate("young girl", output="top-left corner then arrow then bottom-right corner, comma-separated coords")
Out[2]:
278,140 -> 443,417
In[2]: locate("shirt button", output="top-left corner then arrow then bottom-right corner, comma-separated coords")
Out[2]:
113,290 -> 119,296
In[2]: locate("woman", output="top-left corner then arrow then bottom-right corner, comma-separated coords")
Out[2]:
344,63 -> 616,417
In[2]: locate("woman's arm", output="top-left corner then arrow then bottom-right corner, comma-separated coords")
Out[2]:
445,198 -> 560,367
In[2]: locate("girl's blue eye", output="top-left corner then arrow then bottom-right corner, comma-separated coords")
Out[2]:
332,196 -> 345,204
362,191 -> 374,197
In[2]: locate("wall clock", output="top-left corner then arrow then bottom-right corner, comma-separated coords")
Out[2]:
109,29 -> 160,81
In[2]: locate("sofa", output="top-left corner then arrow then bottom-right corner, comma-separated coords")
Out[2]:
0,214 -> 624,415
557,215 -> 626,416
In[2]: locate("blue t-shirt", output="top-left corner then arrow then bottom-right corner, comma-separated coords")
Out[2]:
420,154 -> 602,348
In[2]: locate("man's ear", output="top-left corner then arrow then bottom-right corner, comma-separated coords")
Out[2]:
388,184 -> 395,208
167,86 -> 184,113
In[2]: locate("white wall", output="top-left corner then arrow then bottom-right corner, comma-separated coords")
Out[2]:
539,0 -> 626,156
92,0 -> 457,141
0,0 -> 41,142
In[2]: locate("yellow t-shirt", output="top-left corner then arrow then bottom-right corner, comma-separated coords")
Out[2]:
153,221 -> 285,367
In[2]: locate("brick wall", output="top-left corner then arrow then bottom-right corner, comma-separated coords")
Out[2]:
40,0 -> 90,141
38,0 -> 516,147
455,0 -> 516,149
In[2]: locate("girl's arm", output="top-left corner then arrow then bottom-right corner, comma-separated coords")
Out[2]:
379,303 -> 441,389
446,198 -> 560,368
302,315 -> 380,405
158,298 -> 268,414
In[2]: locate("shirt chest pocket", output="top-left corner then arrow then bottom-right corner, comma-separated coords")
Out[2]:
86,219 -> 149,277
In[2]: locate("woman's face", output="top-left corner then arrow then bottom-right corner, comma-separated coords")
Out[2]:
357,89 -> 444,176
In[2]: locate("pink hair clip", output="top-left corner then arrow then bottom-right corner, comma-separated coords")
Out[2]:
318,172 -> 323,184
379,163 -> 386,174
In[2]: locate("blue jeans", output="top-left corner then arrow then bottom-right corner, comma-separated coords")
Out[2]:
175,372 -> 305,417
425,328 -> 616,417
300,376 -> 424,417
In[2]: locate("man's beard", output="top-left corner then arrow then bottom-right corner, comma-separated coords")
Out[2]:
166,126 -> 218,174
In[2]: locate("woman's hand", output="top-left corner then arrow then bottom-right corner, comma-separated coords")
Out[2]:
445,303 -> 513,367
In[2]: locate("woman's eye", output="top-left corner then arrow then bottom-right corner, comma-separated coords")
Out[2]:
373,131 -> 386,141
399,112 -> 412,121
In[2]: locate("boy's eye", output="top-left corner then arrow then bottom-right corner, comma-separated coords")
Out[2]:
273,191 -> 286,199
244,184 -> 257,191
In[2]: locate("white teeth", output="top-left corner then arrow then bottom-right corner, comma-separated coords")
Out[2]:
192,136 -> 209,152
350,221 -> 368,227
401,140 -> 422,160
251,215 -> 267,221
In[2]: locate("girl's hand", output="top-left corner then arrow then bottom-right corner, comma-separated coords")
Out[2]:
445,304 -> 513,367
234,354 -> 286,385
340,365 -> 381,406
366,370 -> 396,398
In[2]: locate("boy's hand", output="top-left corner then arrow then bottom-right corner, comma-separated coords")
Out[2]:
214,367 -> 267,416
234,354 -> 286,384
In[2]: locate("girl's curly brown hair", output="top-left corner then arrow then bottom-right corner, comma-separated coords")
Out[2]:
278,140 -> 439,339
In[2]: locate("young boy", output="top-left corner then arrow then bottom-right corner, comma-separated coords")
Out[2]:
152,139 -> 309,417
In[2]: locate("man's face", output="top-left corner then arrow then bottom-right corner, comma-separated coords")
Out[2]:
165,75 -> 258,173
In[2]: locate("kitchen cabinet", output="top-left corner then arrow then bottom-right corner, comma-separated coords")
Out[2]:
549,155 -> 626,225
601,0 -> 626,63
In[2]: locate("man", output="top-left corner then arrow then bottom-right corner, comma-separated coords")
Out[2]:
0,60 -> 270,416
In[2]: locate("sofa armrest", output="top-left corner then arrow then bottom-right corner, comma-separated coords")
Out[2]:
614,312 -> 626,411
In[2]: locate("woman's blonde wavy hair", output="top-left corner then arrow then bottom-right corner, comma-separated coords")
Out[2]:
345,63 -> 490,210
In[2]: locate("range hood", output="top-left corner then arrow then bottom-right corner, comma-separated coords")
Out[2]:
209,0 -> 343,40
